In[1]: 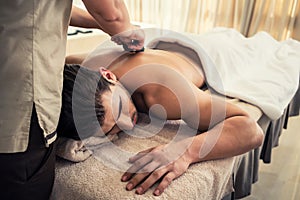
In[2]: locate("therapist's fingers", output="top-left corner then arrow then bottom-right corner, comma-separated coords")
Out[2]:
126,42 -> 144,52
111,27 -> 145,51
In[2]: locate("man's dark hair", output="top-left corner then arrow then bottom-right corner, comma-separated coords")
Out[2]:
57,64 -> 111,140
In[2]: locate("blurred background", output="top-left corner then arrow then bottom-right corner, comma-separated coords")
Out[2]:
74,0 -> 300,41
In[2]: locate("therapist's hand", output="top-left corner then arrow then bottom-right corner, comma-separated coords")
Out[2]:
111,25 -> 145,52
121,141 -> 192,196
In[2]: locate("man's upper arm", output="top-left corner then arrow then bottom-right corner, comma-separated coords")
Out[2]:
182,86 -> 249,131
181,87 -> 214,130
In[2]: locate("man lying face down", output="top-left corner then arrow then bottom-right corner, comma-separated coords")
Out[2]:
58,48 -> 264,196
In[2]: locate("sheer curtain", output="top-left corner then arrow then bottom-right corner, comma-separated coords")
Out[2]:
124,0 -> 300,41
125,0 -> 192,32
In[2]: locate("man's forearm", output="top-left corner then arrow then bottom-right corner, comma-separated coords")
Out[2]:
186,116 -> 263,163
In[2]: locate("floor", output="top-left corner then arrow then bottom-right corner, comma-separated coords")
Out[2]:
244,115 -> 300,200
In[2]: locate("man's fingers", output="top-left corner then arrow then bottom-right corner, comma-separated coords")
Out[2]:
124,162 -> 160,192
135,167 -> 168,195
122,155 -> 152,181
128,147 -> 154,163
153,172 -> 176,196
124,171 -> 148,191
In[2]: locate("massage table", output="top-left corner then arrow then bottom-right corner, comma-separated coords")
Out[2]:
51,27 -> 300,199
51,97 -> 262,200
226,81 -> 300,199
51,95 -> 300,200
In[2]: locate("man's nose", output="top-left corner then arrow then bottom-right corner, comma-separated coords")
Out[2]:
117,116 -> 134,131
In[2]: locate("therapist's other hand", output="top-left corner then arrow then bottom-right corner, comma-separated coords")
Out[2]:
111,25 -> 145,52
121,142 -> 192,196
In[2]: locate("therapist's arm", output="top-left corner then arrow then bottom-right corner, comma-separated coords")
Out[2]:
81,0 -> 145,51
81,0 -> 132,36
70,5 -> 100,29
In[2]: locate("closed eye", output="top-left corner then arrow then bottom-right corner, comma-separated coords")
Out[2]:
105,124 -> 123,136
105,124 -> 117,136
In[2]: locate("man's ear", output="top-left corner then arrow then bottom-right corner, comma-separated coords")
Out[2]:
99,67 -> 117,84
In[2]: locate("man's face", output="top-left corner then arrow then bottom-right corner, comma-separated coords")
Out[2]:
100,82 -> 138,136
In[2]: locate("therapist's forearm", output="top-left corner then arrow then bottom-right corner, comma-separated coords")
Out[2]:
82,0 -> 132,36
70,6 -> 100,29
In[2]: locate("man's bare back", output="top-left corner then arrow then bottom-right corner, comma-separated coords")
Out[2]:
108,49 -> 205,87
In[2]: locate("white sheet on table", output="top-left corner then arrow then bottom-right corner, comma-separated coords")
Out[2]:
147,28 -> 300,120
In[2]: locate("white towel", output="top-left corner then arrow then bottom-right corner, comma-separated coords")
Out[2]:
147,28 -> 300,120
56,134 -> 118,162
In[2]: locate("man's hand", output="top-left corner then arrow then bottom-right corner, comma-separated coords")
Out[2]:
111,25 -> 145,52
121,142 -> 192,196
